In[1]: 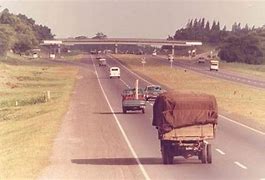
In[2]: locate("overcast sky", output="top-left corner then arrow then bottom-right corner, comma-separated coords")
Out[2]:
1,0 -> 265,39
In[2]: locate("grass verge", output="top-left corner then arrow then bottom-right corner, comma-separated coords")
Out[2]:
0,55 -> 78,179
113,54 -> 265,130
220,61 -> 265,79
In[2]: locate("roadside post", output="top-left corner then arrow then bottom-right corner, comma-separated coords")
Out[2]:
141,57 -> 146,70
135,79 -> 139,100
169,58 -> 173,68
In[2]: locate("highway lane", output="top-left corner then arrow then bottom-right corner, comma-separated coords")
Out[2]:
90,54 -> 265,180
152,56 -> 265,90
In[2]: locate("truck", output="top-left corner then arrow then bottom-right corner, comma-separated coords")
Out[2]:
152,91 -> 218,164
210,60 -> 219,71
121,88 -> 146,114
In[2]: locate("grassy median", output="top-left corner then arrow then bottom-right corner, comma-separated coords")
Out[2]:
113,54 -> 265,130
0,55 -> 78,179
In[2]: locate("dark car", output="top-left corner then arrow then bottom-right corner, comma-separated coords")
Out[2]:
144,85 -> 164,101
197,57 -> 206,63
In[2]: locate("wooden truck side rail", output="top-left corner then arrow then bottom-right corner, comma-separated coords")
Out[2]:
160,124 -> 216,141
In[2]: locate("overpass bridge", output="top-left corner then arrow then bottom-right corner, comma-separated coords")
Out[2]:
42,38 -> 202,54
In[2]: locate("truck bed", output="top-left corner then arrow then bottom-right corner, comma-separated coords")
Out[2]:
161,124 -> 216,141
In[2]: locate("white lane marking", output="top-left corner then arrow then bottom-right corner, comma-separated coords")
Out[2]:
120,78 -> 130,88
219,115 -> 265,136
108,55 -> 152,85
234,161 -> 248,170
215,148 -> 225,155
110,55 -> 265,136
91,55 -> 150,180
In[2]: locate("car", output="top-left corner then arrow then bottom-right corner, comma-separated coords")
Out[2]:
109,67 -> 120,78
197,57 -> 206,63
144,85 -> 165,101
99,58 -> 106,66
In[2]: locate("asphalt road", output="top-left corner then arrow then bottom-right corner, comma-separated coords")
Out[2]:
154,56 -> 265,90
39,54 -> 265,180
92,55 -> 265,180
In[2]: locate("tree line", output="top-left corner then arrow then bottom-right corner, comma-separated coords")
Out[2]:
171,18 -> 265,64
0,8 -> 54,55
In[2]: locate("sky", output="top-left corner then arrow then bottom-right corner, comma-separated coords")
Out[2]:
0,0 -> 265,39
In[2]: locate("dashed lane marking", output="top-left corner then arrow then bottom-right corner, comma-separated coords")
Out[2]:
120,78 -> 130,88
234,161 -> 248,170
108,55 -> 152,85
215,148 -> 225,155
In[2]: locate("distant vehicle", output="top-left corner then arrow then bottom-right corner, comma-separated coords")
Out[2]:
90,50 -> 97,54
144,85 -> 164,101
197,57 -> 205,63
99,58 -> 106,66
121,88 -> 146,113
210,60 -> 219,71
32,53 -> 38,59
109,67 -> 120,78
152,51 -> 157,56
153,92 -> 218,164
49,53 -> 55,59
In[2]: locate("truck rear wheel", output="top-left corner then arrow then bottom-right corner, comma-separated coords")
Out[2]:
161,141 -> 174,165
122,107 -> 127,114
207,144 -> 212,164
200,144 -> 207,164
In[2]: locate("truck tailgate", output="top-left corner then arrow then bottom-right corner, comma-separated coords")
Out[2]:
161,124 -> 215,141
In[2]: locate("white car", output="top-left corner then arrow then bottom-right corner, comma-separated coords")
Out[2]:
99,58 -> 107,66
110,67 -> 120,78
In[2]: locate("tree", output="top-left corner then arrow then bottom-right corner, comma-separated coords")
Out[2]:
201,18 -> 205,30
205,21 -> 210,32
219,35 -> 263,64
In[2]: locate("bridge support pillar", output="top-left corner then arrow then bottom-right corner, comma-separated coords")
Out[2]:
172,45 -> 175,55
114,44 -> 118,54
58,44 -> 61,55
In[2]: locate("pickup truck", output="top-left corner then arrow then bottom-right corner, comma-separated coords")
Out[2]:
121,88 -> 146,114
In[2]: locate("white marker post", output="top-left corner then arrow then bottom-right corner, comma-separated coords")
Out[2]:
135,79 -> 139,100
47,91 -> 51,101
169,57 -> 173,68
141,57 -> 146,70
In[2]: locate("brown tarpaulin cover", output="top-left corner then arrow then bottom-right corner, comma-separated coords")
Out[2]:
152,91 -> 218,131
